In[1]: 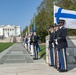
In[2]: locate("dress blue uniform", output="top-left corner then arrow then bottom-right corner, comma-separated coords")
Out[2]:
33,34 -> 39,59
57,20 -> 68,72
30,35 -> 34,56
53,28 -> 59,69
49,31 -> 55,66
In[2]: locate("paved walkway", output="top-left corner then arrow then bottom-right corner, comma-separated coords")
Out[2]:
0,43 -> 33,64
0,43 -> 76,75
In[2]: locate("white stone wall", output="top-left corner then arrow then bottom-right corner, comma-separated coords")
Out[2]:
66,36 -> 76,64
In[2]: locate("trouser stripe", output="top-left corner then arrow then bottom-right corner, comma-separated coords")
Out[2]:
57,50 -> 59,68
49,49 -> 51,65
62,48 -> 67,70
53,48 -> 55,65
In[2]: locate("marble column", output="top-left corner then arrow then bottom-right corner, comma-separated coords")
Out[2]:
45,35 -> 50,64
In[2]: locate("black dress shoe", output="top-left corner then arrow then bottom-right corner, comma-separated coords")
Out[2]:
33,58 -> 38,60
50,65 -> 54,67
33,58 -> 36,60
53,65 -> 58,68
59,69 -> 68,72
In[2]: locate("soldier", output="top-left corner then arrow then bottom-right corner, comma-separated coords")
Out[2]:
24,36 -> 28,49
28,34 -> 31,52
49,26 -> 55,66
30,32 -> 34,56
57,19 -> 68,72
33,32 -> 39,60
53,24 -> 59,69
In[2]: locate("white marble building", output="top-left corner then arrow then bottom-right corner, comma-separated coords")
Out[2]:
0,25 -> 21,37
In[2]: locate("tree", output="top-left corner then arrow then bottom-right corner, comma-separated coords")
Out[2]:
22,0 -> 76,42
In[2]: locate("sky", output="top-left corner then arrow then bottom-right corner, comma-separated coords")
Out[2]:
0,0 -> 43,31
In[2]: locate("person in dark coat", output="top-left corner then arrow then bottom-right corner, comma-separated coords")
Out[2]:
49,26 -> 55,66
30,33 -> 34,45
57,19 -> 68,72
53,24 -> 59,69
33,32 -> 39,60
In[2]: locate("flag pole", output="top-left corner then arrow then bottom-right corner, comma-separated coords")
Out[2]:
53,1 -> 55,25
48,1 -> 55,35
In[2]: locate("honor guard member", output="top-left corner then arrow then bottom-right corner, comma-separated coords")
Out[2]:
24,36 -> 28,49
28,34 -> 31,52
33,32 -> 39,60
49,26 -> 55,66
53,24 -> 59,69
30,33 -> 34,56
57,19 -> 68,72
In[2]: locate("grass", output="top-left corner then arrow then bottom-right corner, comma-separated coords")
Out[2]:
38,45 -> 46,60
0,42 -> 14,53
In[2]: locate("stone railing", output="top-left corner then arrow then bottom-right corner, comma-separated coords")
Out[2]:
66,36 -> 76,64
45,35 -> 76,64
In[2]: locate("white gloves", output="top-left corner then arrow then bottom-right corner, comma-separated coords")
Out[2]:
52,43 -> 54,47
55,39 -> 58,45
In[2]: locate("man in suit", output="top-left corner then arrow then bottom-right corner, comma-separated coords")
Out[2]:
57,19 -> 68,72
49,26 -> 55,66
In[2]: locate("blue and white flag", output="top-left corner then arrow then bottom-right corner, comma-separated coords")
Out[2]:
54,5 -> 76,29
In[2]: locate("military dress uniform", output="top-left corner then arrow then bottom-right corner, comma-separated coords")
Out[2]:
53,29 -> 59,69
57,25 -> 68,72
28,34 -> 31,52
25,37 -> 28,49
49,31 -> 55,66
30,35 -> 34,56
33,35 -> 39,59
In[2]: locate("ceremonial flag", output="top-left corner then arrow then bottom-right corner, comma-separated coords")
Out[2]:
28,26 -> 30,34
30,27 -> 33,32
26,31 -> 28,36
33,20 -> 36,31
54,5 -> 76,29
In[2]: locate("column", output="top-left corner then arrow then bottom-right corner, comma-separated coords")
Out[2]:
3,29 -> 4,37
46,35 -> 50,64
15,26 -> 16,36
8,29 -> 9,37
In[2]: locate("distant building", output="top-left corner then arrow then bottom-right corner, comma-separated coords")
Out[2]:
0,25 -> 21,37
